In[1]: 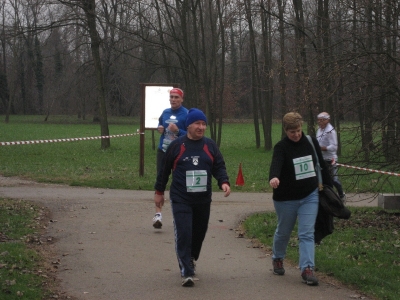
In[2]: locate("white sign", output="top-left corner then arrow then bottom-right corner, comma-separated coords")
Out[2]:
145,86 -> 174,129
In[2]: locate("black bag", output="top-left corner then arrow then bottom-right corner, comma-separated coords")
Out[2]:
305,135 -> 351,220
315,207 -> 334,244
319,184 -> 351,219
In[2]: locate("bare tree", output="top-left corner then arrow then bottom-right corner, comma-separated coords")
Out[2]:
58,0 -> 110,149
1,0 -> 400,184
259,0 -> 273,150
276,0 -> 287,128
1,1 -> 10,122
244,0 -> 261,148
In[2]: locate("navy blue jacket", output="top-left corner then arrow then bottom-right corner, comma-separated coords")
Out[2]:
154,135 -> 230,203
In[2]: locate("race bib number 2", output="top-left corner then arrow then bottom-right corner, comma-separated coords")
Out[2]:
293,155 -> 316,180
186,170 -> 207,192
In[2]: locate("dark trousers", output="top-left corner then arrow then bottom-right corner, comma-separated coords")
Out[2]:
156,148 -> 164,175
171,200 -> 211,277
325,160 -> 344,197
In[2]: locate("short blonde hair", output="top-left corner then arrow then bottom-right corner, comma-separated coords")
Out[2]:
283,112 -> 303,131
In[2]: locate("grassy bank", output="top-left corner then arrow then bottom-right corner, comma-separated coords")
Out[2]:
243,207 -> 400,300
0,198 -> 60,299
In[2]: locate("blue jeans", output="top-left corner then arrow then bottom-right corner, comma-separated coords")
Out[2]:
272,188 -> 319,271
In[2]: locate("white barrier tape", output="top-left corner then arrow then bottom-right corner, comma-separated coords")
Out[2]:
2,136 -> 398,178
0,132 -> 142,146
337,163 -> 400,177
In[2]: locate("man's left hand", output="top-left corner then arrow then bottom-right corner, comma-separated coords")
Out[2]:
221,183 -> 231,197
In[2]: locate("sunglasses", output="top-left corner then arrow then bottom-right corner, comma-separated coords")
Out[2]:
170,96 -> 180,99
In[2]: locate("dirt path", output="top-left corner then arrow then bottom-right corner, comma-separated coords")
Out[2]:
0,176 -> 377,300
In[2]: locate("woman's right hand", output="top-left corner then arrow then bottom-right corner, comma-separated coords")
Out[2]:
269,177 -> 280,189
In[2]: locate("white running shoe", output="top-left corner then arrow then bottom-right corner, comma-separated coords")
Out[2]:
152,213 -> 162,229
181,276 -> 194,287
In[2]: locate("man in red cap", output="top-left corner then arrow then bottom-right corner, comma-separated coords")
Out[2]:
152,88 -> 188,229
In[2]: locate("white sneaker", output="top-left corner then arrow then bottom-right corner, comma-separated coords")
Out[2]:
181,276 -> 194,287
152,213 -> 162,229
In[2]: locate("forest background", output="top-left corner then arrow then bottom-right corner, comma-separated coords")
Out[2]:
0,0 -> 399,181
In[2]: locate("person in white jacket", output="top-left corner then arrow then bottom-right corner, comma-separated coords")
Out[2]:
316,112 -> 345,202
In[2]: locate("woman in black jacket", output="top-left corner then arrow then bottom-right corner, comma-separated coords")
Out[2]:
269,112 -> 332,286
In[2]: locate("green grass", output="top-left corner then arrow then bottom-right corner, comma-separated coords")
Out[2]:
1,115 -> 399,193
0,199 -> 54,299
243,207 -> 400,300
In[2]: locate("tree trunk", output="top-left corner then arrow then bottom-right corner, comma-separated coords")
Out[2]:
215,0 -> 226,147
293,0 -> 314,135
245,0 -> 260,148
261,0 -> 273,150
82,0 -> 110,149
277,0 -> 287,115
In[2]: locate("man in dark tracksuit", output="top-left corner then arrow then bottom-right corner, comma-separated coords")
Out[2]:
154,108 -> 231,287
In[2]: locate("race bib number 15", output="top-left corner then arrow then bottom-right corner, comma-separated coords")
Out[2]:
293,155 -> 316,180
